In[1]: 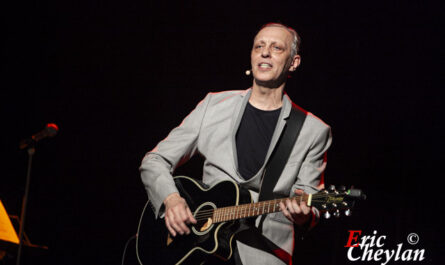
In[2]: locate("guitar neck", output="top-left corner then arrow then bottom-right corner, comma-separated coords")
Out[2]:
212,194 -> 311,223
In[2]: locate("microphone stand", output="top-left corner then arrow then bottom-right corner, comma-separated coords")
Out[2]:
16,146 -> 35,265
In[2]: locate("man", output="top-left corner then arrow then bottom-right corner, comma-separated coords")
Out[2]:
140,23 -> 332,265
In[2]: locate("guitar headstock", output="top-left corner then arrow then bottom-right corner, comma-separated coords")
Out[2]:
310,185 -> 366,219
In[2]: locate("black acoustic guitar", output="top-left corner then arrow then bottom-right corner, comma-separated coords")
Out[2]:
136,176 -> 365,265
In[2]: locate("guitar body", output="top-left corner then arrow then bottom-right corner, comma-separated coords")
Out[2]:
136,176 -> 253,265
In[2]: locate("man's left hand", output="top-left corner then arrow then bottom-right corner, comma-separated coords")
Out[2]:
279,189 -> 312,226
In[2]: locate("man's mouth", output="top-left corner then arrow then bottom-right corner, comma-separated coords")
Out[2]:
258,63 -> 272,69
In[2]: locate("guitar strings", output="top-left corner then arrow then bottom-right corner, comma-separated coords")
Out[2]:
190,193 -> 341,216
192,198 -> 341,221
193,200 -> 336,222
191,196 -> 343,217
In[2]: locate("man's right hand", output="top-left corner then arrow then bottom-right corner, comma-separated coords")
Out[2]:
163,192 -> 197,237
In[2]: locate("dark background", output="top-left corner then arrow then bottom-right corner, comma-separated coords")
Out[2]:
1,0 -> 441,264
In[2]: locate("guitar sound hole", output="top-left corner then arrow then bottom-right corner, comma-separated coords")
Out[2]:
192,203 -> 216,235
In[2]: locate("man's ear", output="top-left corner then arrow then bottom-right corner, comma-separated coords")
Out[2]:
289,55 -> 301,72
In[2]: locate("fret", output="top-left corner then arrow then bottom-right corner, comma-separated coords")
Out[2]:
227,206 -> 231,221
225,207 -> 229,222
239,205 -> 244,218
233,206 -> 236,220
228,207 -> 231,221
220,208 -> 224,222
213,209 -> 217,223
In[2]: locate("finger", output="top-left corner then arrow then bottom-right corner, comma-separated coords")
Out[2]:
170,216 -> 185,235
186,207 -> 197,224
174,207 -> 190,234
165,216 -> 176,237
279,202 -> 288,215
285,199 -> 296,214
291,199 -> 302,215
168,209 -> 185,235
294,188 -> 311,215
174,207 -> 190,235
300,201 -> 311,215
280,202 -> 294,222
294,189 -> 304,195
179,220 -> 190,235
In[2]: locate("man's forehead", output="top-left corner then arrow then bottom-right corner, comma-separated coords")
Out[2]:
254,26 -> 293,44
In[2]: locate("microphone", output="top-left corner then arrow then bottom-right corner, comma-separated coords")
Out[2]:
19,123 -> 59,150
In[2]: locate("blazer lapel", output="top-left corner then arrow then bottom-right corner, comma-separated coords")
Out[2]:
230,89 -> 252,180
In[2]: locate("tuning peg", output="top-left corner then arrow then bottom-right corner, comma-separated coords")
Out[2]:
344,209 -> 352,216
328,185 -> 336,191
338,185 -> 346,192
334,210 -> 340,218
323,211 -> 331,219
349,189 -> 367,200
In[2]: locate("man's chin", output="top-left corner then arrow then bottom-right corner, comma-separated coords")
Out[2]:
254,76 -> 286,89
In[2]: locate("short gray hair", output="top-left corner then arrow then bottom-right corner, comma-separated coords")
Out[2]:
260,23 -> 301,57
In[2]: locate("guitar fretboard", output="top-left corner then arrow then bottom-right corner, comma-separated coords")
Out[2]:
212,194 -> 309,223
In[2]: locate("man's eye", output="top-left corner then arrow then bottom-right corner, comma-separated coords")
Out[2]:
273,46 -> 283,51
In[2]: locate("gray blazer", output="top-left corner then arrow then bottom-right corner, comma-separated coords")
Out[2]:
140,88 -> 332,265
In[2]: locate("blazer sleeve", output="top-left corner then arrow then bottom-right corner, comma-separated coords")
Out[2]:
291,124 -> 332,230
139,93 -> 211,217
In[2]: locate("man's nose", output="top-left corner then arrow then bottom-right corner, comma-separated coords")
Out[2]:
261,46 -> 271,57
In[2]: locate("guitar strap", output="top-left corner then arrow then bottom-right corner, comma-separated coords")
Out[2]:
236,104 -> 306,264
258,104 -> 307,202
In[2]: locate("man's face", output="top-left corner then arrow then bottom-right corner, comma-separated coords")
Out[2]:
251,26 -> 300,87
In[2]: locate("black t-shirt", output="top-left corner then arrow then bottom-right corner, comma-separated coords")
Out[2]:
236,102 -> 281,180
